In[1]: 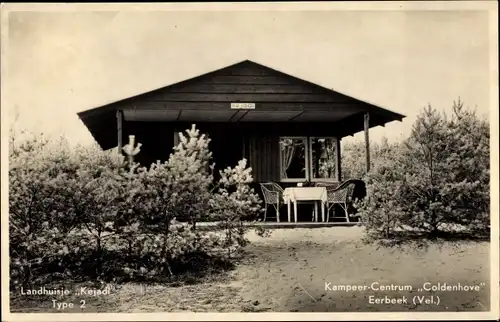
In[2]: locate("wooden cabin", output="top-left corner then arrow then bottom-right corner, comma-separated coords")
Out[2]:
77,60 -> 405,219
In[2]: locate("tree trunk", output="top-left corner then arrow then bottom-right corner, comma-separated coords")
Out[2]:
96,227 -> 102,278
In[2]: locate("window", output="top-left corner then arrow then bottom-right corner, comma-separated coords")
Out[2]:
279,136 -> 338,182
310,137 -> 338,181
279,137 -> 308,181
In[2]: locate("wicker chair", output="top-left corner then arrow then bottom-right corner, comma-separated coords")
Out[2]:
259,182 -> 284,222
317,180 -> 357,222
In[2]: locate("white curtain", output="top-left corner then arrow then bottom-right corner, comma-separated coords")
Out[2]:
281,139 -> 296,179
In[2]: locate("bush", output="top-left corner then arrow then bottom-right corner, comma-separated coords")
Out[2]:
209,159 -> 262,257
9,135 -> 127,286
342,136 -> 400,180
119,126 -> 215,276
400,101 -> 489,235
122,126 -> 262,277
9,125 -> 265,287
354,100 -> 490,241
355,156 -> 407,239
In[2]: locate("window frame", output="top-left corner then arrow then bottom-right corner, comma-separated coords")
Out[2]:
308,136 -> 339,182
278,136 -> 310,183
278,136 -> 339,183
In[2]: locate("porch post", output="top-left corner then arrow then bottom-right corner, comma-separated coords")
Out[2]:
116,109 -> 123,153
336,137 -> 342,181
364,112 -> 370,173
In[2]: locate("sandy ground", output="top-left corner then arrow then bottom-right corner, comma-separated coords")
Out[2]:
10,227 -> 490,313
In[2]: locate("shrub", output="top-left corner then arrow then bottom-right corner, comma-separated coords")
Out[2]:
355,148 -> 407,239
115,125 -> 264,278
9,135 -> 72,287
209,159 -> 262,257
9,135 -> 127,286
120,126 -> 214,276
63,145 -> 127,277
166,126 -> 214,226
342,136 -> 401,180
9,125 -> 266,286
341,141 -> 366,180
400,101 -> 489,236
354,100 -> 490,241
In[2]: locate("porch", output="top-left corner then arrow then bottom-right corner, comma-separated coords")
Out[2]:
195,220 -> 359,231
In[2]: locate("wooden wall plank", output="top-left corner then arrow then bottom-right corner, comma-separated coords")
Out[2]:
124,101 -> 362,112
258,138 -> 264,181
203,75 -> 293,85
264,137 -> 270,180
271,135 -> 280,181
165,83 -> 327,94
144,121 -> 340,137
126,122 -> 174,166
216,65 -> 276,76
122,121 -> 339,184
249,136 -> 258,181
246,135 -> 281,183
147,93 -> 349,103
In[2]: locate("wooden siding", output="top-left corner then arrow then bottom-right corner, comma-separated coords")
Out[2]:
123,121 -> 343,187
247,135 -> 280,182
124,122 -> 174,165
159,122 -> 340,137
138,61 -> 355,105
163,83 -> 328,94
216,63 -> 278,76
123,101 -> 363,112
147,93 -> 346,103
203,75 -> 292,85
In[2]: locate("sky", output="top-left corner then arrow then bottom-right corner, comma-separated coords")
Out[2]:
3,4 -> 495,147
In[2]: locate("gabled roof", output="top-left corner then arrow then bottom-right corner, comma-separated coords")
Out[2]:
78,59 -> 405,149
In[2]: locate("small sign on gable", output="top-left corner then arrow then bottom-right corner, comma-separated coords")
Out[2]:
231,103 -> 255,110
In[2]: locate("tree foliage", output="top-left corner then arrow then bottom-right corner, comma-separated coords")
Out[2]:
353,99 -> 490,240
9,125 -> 264,287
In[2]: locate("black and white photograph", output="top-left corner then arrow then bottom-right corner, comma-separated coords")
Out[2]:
1,2 -> 498,321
